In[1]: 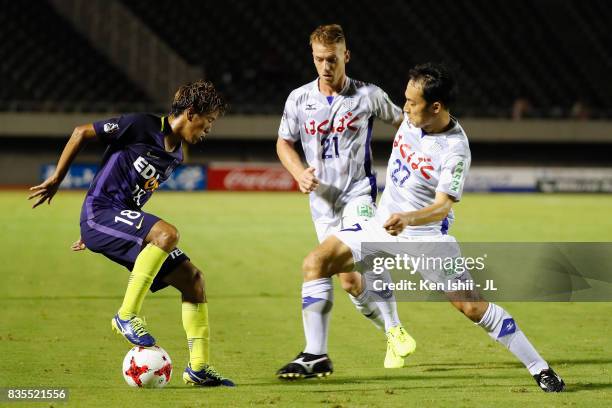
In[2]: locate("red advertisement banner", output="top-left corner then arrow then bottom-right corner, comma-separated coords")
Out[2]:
207,166 -> 298,191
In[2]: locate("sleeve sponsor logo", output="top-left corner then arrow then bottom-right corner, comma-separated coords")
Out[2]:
450,160 -> 465,192
103,122 -> 119,133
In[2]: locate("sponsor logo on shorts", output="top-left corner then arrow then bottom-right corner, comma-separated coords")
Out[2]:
356,204 -> 374,218
169,248 -> 184,259
135,217 -> 144,230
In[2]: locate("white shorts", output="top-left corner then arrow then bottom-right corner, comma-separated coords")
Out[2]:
314,195 -> 376,243
334,218 -> 466,286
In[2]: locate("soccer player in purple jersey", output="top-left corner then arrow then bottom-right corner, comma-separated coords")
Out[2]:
28,80 -> 234,387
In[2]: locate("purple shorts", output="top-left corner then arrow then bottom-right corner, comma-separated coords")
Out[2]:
80,206 -> 189,292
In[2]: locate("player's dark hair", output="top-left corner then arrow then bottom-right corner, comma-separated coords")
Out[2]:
171,80 -> 228,116
408,63 -> 457,108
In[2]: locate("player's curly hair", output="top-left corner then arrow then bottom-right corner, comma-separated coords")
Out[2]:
171,80 -> 228,116
409,63 -> 458,108
309,24 -> 346,46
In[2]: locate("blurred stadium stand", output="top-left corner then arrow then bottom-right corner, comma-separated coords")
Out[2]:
0,0 -> 152,112
1,0 -> 611,117
0,0 -> 610,188
122,0 -> 612,118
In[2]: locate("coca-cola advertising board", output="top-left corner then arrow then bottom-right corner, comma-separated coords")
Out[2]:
207,165 -> 298,191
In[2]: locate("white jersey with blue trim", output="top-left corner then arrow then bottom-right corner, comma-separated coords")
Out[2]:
375,115 -> 471,236
279,77 -> 402,223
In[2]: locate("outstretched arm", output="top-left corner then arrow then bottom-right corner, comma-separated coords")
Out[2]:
383,192 -> 455,236
28,124 -> 97,208
276,138 -> 319,194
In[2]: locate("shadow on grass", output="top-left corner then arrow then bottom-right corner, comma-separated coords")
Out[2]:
218,378 -> 612,394
236,356 -> 612,389
417,362 -> 523,372
232,381 -> 538,393
240,373 -> 501,388
546,358 -> 612,366
413,357 -> 612,371
161,385 -> 238,390
562,382 -> 612,393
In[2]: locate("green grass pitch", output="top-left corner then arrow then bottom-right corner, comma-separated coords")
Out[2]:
1,191 -> 611,407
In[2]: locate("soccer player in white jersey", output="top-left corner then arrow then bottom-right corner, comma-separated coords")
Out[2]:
276,24 -> 413,369
276,63 -> 565,393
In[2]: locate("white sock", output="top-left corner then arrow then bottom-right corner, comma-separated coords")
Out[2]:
302,278 -> 334,355
349,287 -> 385,331
478,303 -> 549,375
365,271 -> 401,331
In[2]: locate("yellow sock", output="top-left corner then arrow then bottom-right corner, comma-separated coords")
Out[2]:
118,244 -> 168,320
182,302 -> 210,371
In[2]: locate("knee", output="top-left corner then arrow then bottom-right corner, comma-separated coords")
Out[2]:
154,224 -> 180,251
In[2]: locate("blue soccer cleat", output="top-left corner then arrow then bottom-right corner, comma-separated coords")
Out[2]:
111,314 -> 156,347
183,364 -> 235,387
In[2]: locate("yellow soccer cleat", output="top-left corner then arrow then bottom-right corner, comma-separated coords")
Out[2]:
384,340 -> 405,368
386,325 -> 416,358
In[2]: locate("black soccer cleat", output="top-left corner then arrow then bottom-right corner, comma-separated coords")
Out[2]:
533,367 -> 565,392
276,352 -> 333,380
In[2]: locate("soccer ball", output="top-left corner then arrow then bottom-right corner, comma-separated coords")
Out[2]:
122,345 -> 172,388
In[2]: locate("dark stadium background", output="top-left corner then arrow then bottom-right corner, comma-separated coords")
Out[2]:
1,0 -> 610,189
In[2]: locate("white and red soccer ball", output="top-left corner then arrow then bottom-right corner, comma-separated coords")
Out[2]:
122,345 -> 172,388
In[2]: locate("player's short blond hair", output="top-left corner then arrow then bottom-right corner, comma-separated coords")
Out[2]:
309,24 -> 346,46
